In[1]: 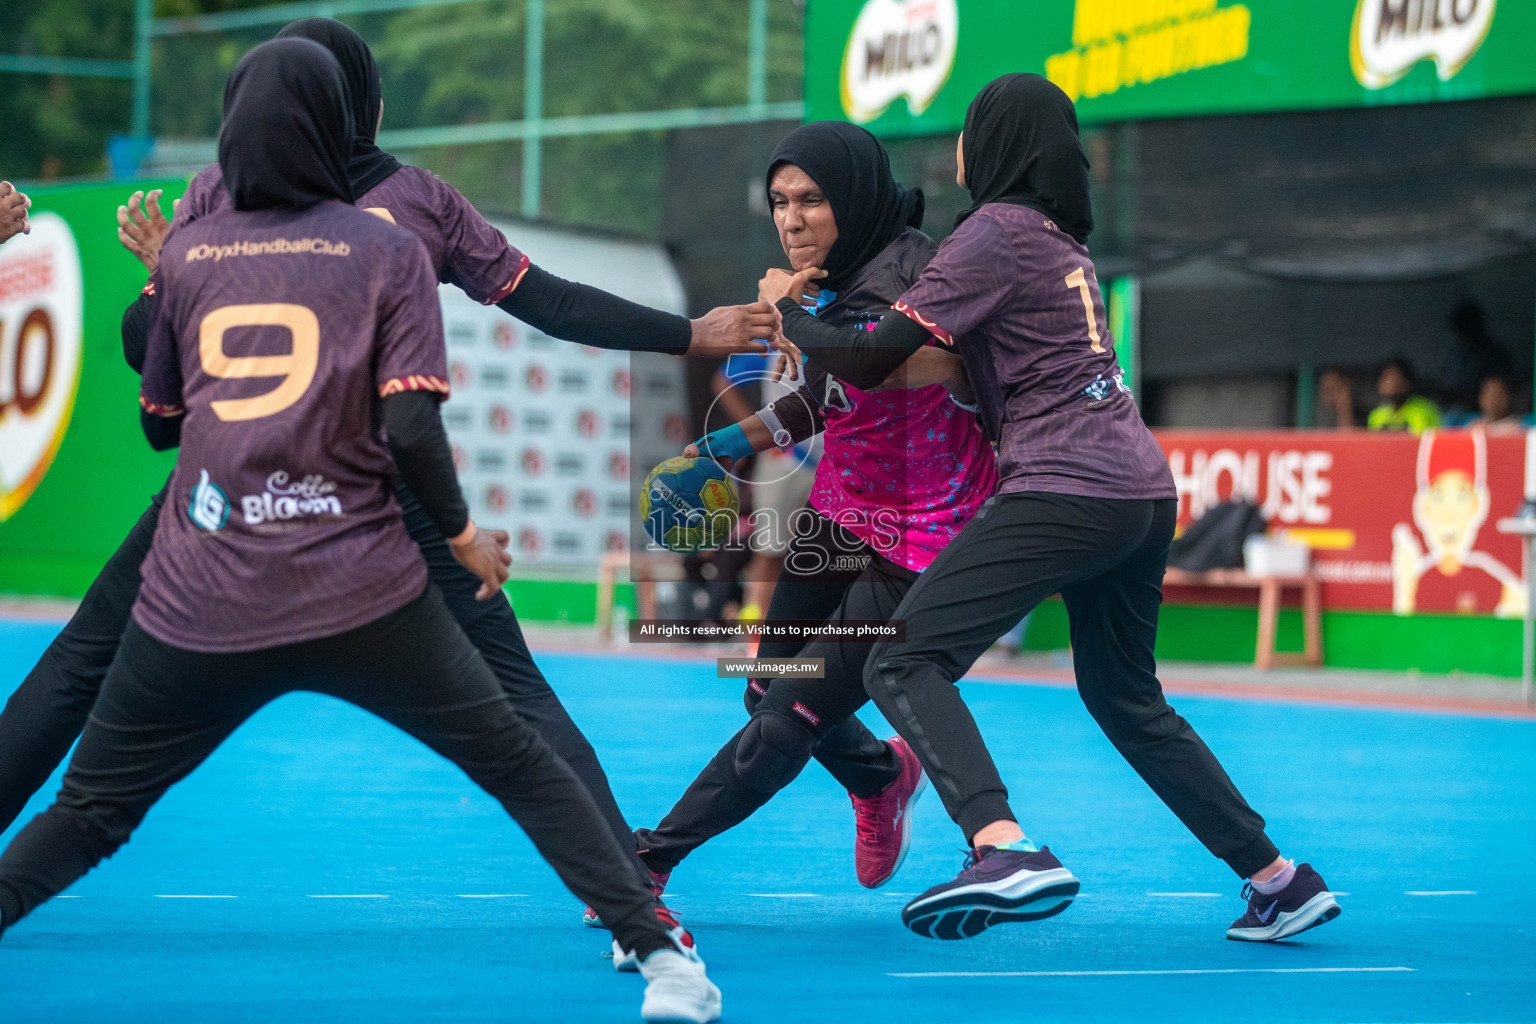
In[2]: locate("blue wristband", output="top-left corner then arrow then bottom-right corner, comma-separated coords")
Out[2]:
693,422 -> 755,463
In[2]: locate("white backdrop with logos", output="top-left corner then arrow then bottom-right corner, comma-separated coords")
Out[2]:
437,218 -> 691,568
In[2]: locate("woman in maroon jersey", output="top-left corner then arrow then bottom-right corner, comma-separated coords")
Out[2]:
0,39 -> 720,1024
763,74 -> 1339,945
1,17 -> 774,966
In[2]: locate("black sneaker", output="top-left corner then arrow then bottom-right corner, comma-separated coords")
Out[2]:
901,844 -> 1079,940
1226,863 -> 1340,942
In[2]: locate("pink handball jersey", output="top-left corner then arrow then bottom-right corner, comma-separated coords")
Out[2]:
806,353 -> 997,573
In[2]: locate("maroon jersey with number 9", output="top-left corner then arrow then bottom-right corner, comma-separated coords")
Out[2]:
137,200 -> 448,652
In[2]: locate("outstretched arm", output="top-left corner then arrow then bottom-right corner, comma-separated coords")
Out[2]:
497,265 -> 778,358
772,300 -> 933,392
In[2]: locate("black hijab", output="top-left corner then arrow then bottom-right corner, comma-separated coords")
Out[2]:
766,121 -> 924,292
219,38 -> 354,211
277,18 -> 402,195
957,73 -> 1093,244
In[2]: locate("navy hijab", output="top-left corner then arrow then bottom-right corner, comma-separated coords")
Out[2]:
218,38 -> 355,211
958,73 -> 1093,244
276,18 -> 403,195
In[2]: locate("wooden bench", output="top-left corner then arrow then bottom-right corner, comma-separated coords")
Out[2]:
1161,568 -> 1324,671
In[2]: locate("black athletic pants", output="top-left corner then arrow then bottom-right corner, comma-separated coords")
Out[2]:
0,588 -> 671,956
0,482 -> 653,890
635,513 -> 909,871
863,492 -> 1279,879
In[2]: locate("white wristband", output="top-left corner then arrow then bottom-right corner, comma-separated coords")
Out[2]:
757,406 -> 795,451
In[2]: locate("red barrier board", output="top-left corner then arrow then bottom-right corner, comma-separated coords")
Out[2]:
1155,430 -> 1529,617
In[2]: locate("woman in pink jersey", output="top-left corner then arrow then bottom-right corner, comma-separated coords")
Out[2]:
633,122 -> 996,894
770,75 -> 1338,946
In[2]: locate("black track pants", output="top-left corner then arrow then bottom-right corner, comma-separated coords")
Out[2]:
0,488 -> 166,833
863,492 -> 1279,879
635,515 -> 915,872
0,588 -> 671,956
0,483 -> 652,889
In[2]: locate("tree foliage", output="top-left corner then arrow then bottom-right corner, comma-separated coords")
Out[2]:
3,0 -> 803,236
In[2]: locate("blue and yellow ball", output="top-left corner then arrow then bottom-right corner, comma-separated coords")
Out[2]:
640,456 -> 740,553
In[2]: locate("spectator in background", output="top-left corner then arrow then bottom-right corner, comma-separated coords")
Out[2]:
1368,357 -> 1440,434
1316,367 -> 1360,429
0,182 -> 31,243
1439,302 -> 1512,413
1468,373 -> 1528,433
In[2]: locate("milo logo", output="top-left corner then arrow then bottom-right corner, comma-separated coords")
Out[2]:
1352,0 -> 1497,90
840,0 -> 959,123
0,212 -> 83,521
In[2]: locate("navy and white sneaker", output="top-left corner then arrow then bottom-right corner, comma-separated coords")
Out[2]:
901,843 -> 1079,940
1226,863 -> 1340,942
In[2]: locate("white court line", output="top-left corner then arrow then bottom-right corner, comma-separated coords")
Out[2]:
307,894 -> 390,899
744,893 -> 820,898
889,967 -> 1415,978
155,895 -> 237,899
1146,892 -> 1222,897
457,894 -> 529,898
1405,890 -> 1477,896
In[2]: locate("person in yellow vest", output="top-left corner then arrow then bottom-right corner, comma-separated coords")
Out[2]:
1367,357 -> 1440,434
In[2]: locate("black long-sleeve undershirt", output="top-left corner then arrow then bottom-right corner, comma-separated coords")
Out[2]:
382,391 -> 469,540
496,264 -> 692,353
773,298 -> 933,391
140,408 -> 181,451
122,291 -> 154,374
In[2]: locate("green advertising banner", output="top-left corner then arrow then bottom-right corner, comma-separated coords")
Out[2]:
806,0 -> 1536,135
0,180 -> 184,598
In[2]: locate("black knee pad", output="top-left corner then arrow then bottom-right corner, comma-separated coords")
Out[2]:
732,710 -> 816,795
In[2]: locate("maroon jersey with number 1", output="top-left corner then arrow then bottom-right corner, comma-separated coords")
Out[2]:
895,203 -> 1174,501
137,200 -> 449,652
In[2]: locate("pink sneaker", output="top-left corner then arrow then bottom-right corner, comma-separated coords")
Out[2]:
584,865 -> 672,927
851,736 -> 928,888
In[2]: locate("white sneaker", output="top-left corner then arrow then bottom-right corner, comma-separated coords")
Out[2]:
638,948 -> 721,1024
612,904 -> 701,973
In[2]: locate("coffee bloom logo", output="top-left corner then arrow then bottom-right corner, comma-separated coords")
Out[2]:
0,213 -> 83,521
1352,0 -> 1496,90
840,0 -> 959,123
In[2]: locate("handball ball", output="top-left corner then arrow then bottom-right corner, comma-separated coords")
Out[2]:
640,456 -> 739,553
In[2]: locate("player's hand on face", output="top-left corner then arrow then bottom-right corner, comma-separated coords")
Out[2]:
688,302 -> 779,358
0,182 -> 31,245
450,522 -> 513,600
117,189 -> 172,272
682,441 -> 736,473
758,266 -> 826,306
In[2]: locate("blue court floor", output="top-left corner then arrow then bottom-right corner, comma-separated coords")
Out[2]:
1,618 -> 1532,1023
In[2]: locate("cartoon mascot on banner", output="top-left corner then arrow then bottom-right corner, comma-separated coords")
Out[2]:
1392,428 -> 1525,617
